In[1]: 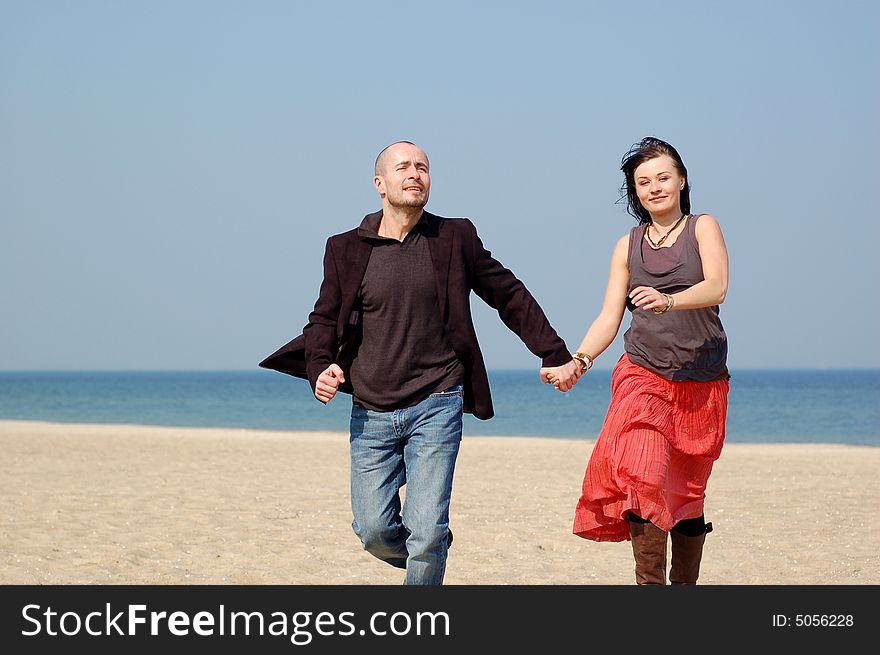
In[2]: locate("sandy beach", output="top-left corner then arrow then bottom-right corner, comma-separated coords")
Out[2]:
1,420 -> 877,585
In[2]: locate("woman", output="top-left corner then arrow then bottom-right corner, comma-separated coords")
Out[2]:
545,137 -> 729,584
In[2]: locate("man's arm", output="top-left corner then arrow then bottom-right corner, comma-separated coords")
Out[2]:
303,238 -> 344,399
464,219 -> 571,368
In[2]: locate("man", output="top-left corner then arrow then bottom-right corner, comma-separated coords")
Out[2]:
264,141 -> 580,585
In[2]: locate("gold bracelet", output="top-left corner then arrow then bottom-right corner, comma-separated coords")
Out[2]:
652,293 -> 674,315
572,352 -> 593,373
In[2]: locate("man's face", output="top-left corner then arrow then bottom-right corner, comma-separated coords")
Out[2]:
375,144 -> 430,209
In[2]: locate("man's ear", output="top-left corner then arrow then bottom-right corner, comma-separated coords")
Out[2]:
374,175 -> 385,196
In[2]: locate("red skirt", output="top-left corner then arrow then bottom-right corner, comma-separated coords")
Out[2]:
572,355 -> 729,542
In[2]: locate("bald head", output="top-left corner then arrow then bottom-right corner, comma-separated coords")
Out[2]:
374,141 -> 428,176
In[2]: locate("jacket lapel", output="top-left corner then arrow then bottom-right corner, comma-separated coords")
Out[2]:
338,236 -> 372,334
425,212 -> 452,319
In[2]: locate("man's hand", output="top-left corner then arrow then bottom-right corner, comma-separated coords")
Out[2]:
315,364 -> 345,403
540,359 -> 582,392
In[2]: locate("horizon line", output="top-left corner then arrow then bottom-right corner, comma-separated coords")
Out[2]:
1,367 -> 879,374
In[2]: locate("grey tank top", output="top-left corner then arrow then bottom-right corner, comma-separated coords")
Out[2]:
623,214 -> 728,381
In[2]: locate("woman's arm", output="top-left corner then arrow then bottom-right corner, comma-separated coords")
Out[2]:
629,214 -> 729,313
572,234 -> 632,360
541,235 -> 630,388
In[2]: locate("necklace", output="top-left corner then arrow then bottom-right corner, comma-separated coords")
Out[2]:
645,213 -> 688,249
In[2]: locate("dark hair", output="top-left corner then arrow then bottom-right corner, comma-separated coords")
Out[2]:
619,137 -> 690,224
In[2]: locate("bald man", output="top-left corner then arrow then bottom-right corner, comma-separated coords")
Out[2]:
301,141 -> 580,585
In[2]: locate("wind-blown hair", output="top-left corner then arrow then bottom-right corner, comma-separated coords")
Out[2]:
619,137 -> 690,225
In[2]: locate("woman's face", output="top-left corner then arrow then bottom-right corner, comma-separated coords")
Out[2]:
633,154 -> 685,217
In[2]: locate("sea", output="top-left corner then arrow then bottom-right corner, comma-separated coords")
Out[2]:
0,369 -> 877,446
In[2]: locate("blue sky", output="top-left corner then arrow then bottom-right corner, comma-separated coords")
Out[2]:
1,1 -> 878,370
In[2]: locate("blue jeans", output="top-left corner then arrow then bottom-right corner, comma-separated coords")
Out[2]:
349,385 -> 463,586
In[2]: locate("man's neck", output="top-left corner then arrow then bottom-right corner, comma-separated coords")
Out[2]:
378,206 -> 424,241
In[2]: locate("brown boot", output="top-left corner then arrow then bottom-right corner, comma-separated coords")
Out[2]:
669,522 -> 713,584
629,519 -> 668,585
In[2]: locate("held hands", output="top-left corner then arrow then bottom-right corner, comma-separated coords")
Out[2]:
629,286 -> 674,315
539,358 -> 582,393
315,363 -> 345,404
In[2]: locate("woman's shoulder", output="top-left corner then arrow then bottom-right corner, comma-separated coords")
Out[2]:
690,214 -> 727,256
692,213 -> 723,236
612,232 -> 632,266
616,231 -> 633,251
692,213 -> 720,228
622,224 -> 643,243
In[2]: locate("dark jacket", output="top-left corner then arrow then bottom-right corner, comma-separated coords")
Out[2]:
259,210 -> 571,420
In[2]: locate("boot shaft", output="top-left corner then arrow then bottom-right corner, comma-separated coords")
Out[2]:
629,521 -> 668,585
669,522 -> 712,584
